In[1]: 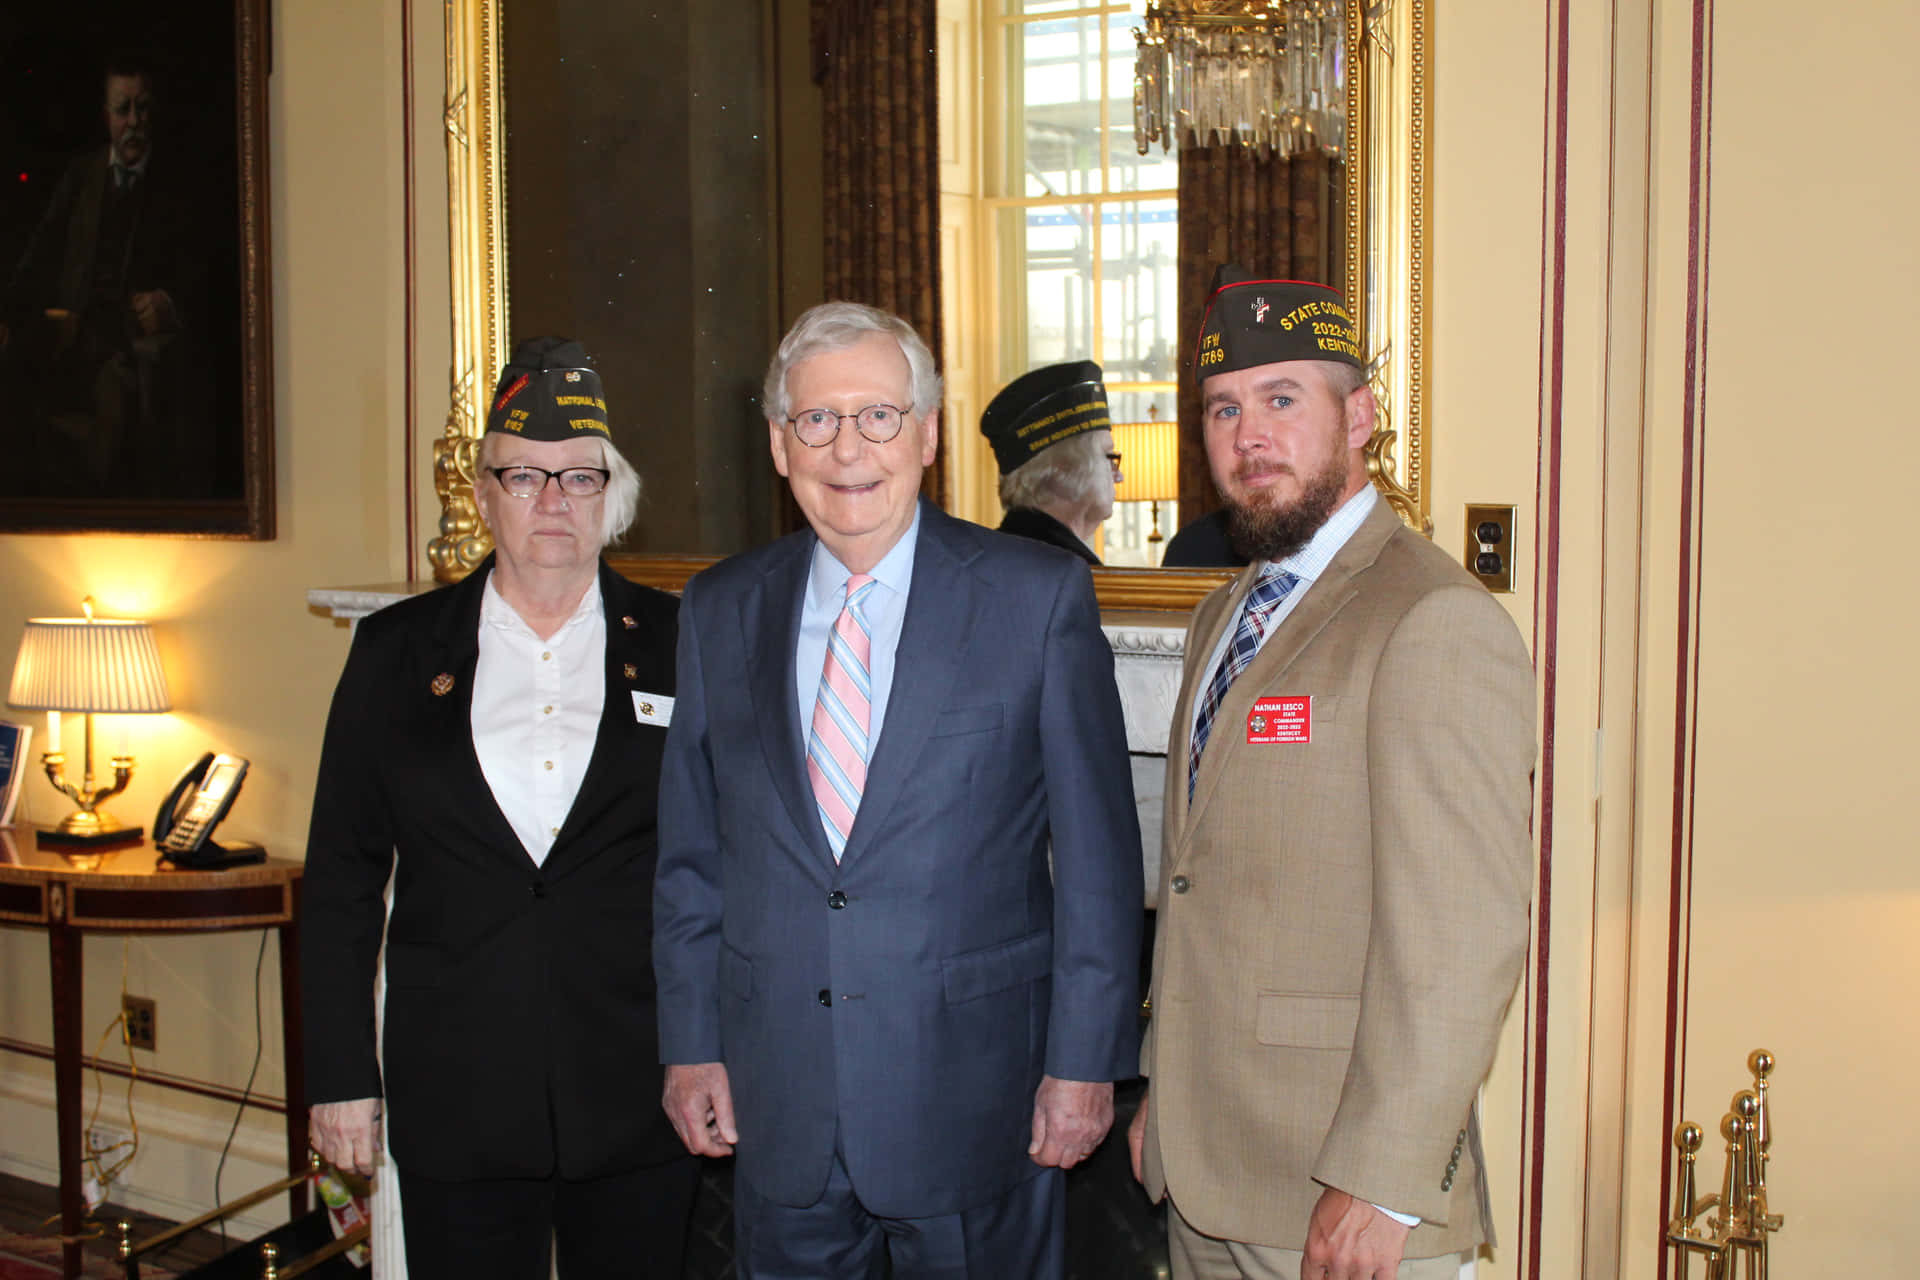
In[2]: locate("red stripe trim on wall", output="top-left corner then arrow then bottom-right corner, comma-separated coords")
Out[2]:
1522,0 -> 1573,1272
1655,1 -> 1715,1275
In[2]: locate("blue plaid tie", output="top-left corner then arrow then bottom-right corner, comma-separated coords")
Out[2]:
1188,565 -> 1301,801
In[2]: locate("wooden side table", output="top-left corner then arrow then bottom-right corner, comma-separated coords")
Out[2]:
0,830 -> 306,1280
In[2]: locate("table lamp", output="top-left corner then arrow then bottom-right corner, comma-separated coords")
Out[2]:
1111,412 -> 1181,557
7,597 -> 172,847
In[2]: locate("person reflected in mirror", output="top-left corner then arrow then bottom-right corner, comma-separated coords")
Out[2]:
0,53 -> 211,498
979,360 -> 1120,565
1129,267 -> 1535,1280
1159,506 -> 1249,569
301,339 -> 698,1280
656,303 -> 1142,1278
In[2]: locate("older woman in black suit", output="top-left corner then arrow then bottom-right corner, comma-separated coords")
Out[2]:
301,339 -> 695,1279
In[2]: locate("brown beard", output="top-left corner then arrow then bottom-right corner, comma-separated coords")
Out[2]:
1224,445 -> 1350,563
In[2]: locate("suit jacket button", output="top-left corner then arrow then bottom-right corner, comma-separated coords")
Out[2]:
827,890 -> 848,909
1171,875 -> 1191,894
530,882 -> 546,899
817,988 -> 832,1007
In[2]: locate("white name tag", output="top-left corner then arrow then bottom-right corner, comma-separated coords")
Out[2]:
632,691 -> 674,726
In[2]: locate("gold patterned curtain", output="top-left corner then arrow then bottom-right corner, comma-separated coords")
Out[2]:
813,0 -> 946,506
1175,147 -> 1342,519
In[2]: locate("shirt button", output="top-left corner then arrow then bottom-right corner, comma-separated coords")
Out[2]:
543,705 -> 553,715
817,989 -> 832,1007
1171,874 -> 1191,894
542,651 -> 552,661
827,890 -> 847,909
544,760 -> 554,771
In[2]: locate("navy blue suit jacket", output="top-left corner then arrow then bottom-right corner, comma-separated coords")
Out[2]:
655,501 -> 1143,1217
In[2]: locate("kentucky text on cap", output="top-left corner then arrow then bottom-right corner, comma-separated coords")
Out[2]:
979,361 -> 1112,476
1193,265 -> 1362,379
485,337 -> 611,441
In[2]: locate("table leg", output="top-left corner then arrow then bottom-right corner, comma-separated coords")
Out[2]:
47,918 -> 83,1280
278,914 -> 309,1218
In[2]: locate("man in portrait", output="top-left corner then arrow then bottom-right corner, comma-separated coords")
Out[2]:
655,301 -> 1143,1277
1130,266 -> 1536,1280
1,52 -> 212,498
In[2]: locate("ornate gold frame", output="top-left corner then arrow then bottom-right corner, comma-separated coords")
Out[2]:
429,0 -> 1429,605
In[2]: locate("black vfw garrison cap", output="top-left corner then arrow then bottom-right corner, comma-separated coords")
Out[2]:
979,361 -> 1111,476
484,337 -> 611,441
1192,264 -> 1362,379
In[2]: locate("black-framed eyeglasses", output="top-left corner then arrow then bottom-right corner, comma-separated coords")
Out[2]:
785,403 -> 912,447
486,465 -> 611,498
1105,451 -> 1124,470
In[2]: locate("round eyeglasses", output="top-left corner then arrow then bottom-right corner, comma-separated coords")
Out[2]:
486,465 -> 610,498
784,403 -> 912,447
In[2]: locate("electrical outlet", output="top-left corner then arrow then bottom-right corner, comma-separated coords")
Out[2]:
122,995 -> 157,1052
1464,504 -> 1518,593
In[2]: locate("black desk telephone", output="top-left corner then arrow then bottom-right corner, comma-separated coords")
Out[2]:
154,752 -> 264,867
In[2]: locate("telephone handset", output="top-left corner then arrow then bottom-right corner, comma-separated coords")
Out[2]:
154,752 -> 263,867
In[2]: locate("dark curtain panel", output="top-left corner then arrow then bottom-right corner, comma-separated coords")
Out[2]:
812,0 -> 947,507
1175,147 -> 1342,520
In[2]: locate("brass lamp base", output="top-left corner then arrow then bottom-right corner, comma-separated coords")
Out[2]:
36,818 -> 146,851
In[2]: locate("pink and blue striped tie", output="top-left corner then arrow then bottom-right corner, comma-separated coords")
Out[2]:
808,574 -> 877,861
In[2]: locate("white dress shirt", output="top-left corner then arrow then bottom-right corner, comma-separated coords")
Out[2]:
471,572 -> 606,866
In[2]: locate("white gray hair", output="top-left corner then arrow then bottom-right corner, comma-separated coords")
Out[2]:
763,301 -> 943,423
477,432 -> 641,549
998,431 -> 1110,528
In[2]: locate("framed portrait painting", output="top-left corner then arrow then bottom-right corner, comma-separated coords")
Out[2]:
0,0 -> 272,537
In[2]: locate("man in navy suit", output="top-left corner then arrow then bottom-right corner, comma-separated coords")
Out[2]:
655,302 -> 1143,1278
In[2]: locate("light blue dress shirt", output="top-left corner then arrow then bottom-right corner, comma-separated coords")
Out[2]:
793,507 -> 921,764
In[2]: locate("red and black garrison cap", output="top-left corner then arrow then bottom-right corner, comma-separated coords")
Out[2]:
1193,264 -> 1362,379
484,337 -> 611,441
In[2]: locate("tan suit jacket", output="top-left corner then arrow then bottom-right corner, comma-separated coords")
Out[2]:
1139,498 -> 1535,1256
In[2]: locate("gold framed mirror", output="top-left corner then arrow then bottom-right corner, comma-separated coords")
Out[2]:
430,0 -> 1427,611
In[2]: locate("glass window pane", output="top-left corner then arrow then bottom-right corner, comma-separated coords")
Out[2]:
1098,199 -> 1179,384
997,203 -> 1095,371
1108,13 -> 1179,193
1014,16 -> 1104,197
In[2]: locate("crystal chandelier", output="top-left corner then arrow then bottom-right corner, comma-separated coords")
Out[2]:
1133,0 -> 1347,157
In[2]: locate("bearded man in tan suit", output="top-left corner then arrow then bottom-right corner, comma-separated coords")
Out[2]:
1127,267 -> 1535,1280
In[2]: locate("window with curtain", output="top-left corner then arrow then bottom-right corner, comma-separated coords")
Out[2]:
945,0 -> 1182,565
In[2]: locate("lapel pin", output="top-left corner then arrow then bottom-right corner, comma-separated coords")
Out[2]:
638,700 -> 655,717
621,615 -> 637,630
623,663 -> 638,680
431,672 -> 455,697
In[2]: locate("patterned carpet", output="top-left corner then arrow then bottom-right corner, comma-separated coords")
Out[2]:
0,1228 -> 177,1278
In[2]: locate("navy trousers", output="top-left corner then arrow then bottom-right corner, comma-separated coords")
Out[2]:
733,1152 -> 1065,1280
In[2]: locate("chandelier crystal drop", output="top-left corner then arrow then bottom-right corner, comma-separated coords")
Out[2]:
1133,0 -> 1347,157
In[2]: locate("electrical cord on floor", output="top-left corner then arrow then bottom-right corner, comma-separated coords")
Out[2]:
211,930 -> 269,1251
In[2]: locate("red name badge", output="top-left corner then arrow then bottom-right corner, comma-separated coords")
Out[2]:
1246,696 -> 1312,744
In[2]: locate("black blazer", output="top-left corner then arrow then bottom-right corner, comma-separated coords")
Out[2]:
300,557 -> 684,1181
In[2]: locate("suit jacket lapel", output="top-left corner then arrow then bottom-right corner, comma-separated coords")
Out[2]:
1175,500 -> 1402,853
546,563 -> 648,874
744,535 -> 835,865
838,505 -> 972,869
425,555 -> 534,867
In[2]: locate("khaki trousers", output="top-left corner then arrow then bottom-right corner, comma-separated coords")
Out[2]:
1169,1200 -> 1471,1280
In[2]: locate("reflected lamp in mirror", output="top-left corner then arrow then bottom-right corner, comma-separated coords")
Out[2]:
7,597 -> 172,848
1111,417 -> 1182,557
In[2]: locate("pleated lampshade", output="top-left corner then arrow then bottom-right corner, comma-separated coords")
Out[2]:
1111,419 -> 1180,504
8,617 -> 173,713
